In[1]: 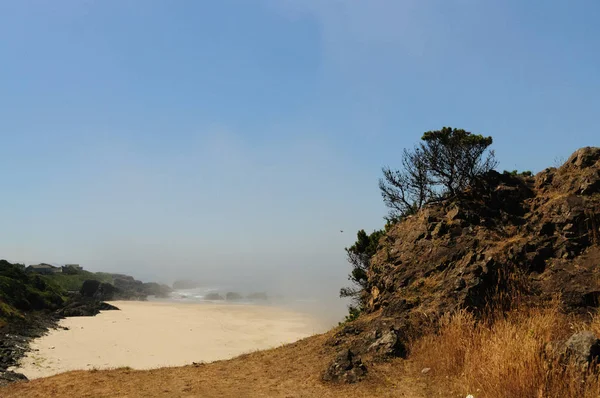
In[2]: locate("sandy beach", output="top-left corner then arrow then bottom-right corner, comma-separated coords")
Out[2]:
12,301 -> 325,379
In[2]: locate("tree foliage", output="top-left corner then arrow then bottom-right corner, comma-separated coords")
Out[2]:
340,229 -> 384,306
379,127 -> 497,219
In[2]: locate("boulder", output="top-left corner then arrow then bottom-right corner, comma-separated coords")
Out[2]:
322,349 -> 367,383
225,292 -> 243,301
368,330 -> 405,357
80,280 -> 101,298
94,282 -> 118,301
0,370 -> 27,386
563,331 -> 600,366
56,297 -> 119,317
204,293 -> 224,301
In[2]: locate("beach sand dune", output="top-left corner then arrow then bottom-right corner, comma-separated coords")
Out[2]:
14,301 -> 325,379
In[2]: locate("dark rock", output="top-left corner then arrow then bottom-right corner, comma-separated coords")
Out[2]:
142,282 -> 172,298
95,282 -> 118,301
539,222 -> 556,236
432,222 -> 448,237
454,278 -> 467,291
225,292 -> 243,301
567,147 -> 600,169
56,297 -> 119,317
563,331 -> 600,366
0,312 -> 61,385
0,370 -> 28,386
340,325 -> 362,336
368,330 -> 405,357
322,349 -> 367,383
80,280 -> 101,298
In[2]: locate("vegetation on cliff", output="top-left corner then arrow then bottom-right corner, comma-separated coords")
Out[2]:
41,270 -> 114,292
43,270 -> 172,300
0,260 -> 66,325
379,127 -> 497,220
331,142 -> 600,396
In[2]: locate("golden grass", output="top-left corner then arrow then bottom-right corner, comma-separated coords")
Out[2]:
410,301 -> 600,398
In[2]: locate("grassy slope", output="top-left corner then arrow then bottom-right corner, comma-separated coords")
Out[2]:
41,271 -> 114,292
0,330 -> 428,398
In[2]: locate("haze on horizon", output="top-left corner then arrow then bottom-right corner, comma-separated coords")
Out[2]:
1,1 -> 599,317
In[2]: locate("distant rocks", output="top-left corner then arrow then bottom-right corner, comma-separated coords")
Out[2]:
204,293 -> 224,301
142,282 -> 172,298
226,292 -> 243,301
80,277 -> 172,301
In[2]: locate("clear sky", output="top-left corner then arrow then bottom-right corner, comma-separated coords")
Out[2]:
1,1 -> 598,306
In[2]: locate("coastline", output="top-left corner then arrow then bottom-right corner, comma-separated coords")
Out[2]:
12,300 -> 326,379
0,312 -> 61,386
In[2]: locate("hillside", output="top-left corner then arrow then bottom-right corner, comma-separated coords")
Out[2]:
43,270 -> 172,300
320,147 -> 600,380
41,271 -> 114,292
2,147 -> 600,397
0,261 -> 68,384
0,260 -> 66,325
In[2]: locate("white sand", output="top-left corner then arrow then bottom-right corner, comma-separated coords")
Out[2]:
12,301 -> 325,379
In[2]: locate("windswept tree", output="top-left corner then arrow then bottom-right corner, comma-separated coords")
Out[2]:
340,229 -> 384,307
380,127 -> 497,220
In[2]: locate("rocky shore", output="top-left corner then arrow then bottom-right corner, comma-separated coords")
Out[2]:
0,296 -> 119,386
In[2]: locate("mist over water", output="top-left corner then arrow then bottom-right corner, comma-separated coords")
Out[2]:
153,280 -> 349,328
95,250 -> 357,327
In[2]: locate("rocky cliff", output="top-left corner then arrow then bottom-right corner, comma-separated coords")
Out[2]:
325,147 -> 600,382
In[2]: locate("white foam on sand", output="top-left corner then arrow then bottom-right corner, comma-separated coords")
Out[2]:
12,301 -> 326,379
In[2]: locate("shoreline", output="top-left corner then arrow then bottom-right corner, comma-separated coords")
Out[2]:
12,300 -> 325,380
0,312 -> 61,386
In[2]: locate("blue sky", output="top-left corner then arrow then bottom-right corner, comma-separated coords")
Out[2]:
0,1 -> 599,306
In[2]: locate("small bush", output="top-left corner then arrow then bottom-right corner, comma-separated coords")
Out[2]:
339,306 -> 361,325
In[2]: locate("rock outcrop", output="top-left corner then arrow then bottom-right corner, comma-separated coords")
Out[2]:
322,349 -> 367,383
56,297 -> 119,317
563,331 -> 600,367
325,147 -> 600,382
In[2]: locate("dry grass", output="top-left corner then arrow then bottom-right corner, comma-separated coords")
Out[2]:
0,331 -> 426,398
410,301 -> 600,398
